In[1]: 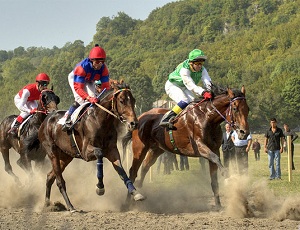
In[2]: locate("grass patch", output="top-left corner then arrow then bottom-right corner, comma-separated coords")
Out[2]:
145,134 -> 300,197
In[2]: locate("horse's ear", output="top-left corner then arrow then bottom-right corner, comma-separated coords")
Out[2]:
50,85 -> 53,91
241,85 -> 246,95
228,88 -> 234,98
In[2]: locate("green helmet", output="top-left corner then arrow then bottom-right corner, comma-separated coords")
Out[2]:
188,49 -> 207,62
95,80 -> 102,86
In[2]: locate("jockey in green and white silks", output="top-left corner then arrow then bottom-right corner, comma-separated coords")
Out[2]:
160,49 -> 213,129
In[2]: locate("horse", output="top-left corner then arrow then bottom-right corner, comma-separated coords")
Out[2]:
0,89 -> 60,185
25,80 -> 145,212
122,85 -> 250,208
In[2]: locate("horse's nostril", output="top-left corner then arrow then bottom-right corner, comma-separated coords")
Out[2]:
240,130 -> 245,134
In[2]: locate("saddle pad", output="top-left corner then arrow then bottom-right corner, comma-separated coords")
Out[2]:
10,115 -> 33,129
57,102 -> 90,125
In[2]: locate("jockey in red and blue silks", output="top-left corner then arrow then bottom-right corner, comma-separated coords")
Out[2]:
62,44 -> 110,131
8,73 -> 50,136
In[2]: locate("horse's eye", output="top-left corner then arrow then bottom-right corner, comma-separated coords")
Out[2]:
233,107 -> 238,112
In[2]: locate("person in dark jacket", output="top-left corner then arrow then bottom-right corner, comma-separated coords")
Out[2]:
221,123 -> 235,177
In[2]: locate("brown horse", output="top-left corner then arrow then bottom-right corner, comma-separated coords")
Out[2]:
122,85 -> 250,208
26,81 -> 145,212
0,89 -> 60,185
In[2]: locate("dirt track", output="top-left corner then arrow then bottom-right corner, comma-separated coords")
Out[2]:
1,153 -> 300,230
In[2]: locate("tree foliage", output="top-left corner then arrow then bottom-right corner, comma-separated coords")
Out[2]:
0,0 -> 299,130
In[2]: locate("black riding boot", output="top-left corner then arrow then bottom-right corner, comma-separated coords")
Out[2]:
159,110 -> 177,129
9,121 -> 21,137
62,114 -> 72,132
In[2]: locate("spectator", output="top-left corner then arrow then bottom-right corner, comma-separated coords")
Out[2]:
283,123 -> 298,170
252,138 -> 261,161
180,155 -> 189,171
264,118 -> 285,180
231,130 -> 252,175
221,123 -> 235,177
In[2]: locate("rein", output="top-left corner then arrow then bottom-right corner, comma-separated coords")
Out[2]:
95,88 -> 131,123
172,98 -> 206,122
211,96 -> 246,128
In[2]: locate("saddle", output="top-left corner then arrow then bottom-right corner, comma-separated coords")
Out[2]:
57,102 -> 90,125
10,115 -> 33,137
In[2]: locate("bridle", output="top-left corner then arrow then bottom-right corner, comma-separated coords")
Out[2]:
95,88 -> 132,123
37,89 -> 55,115
211,96 -> 246,130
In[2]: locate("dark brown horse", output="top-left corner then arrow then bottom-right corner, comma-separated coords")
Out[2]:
122,86 -> 250,208
26,81 -> 145,212
0,89 -> 60,184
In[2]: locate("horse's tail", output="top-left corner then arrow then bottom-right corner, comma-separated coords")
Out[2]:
122,131 -> 133,161
23,132 -> 40,153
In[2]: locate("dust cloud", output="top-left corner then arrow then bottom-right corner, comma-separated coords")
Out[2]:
1,147 -> 300,223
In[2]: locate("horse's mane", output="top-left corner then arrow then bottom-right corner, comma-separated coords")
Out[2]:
211,84 -> 244,98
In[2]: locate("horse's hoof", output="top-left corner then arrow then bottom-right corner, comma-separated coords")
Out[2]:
96,187 -> 105,196
131,190 -> 146,201
70,208 -> 77,213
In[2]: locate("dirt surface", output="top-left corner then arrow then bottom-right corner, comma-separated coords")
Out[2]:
1,152 -> 300,230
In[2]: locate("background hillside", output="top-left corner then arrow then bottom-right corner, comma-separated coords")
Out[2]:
0,0 -> 299,132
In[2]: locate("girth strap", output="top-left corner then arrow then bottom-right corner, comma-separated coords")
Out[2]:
168,129 -> 181,154
68,129 -> 82,158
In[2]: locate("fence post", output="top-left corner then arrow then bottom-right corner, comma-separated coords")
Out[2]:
287,135 -> 292,182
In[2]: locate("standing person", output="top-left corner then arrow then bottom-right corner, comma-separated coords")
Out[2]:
8,73 -> 50,136
264,118 -> 285,180
283,123 -> 298,170
231,130 -> 252,175
252,138 -> 261,161
221,123 -> 235,177
179,155 -> 189,171
62,44 -> 110,131
159,49 -> 213,129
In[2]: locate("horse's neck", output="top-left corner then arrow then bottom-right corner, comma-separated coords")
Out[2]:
187,96 -> 229,124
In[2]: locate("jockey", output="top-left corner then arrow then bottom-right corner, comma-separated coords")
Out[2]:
159,49 -> 213,128
8,73 -> 50,136
95,79 -> 102,95
62,44 -> 110,131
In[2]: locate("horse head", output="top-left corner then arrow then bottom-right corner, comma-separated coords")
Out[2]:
110,80 -> 138,131
227,86 -> 250,140
39,89 -> 60,114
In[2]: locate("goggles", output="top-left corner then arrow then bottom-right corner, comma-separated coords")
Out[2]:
193,60 -> 205,66
38,81 -> 49,87
91,58 -> 105,64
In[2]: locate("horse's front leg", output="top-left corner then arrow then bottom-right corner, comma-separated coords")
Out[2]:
107,147 -> 145,201
94,148 -> 105,196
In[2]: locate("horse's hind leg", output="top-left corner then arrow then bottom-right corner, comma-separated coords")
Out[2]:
46,152 -> 75,212
209,161 -> 221,208
1,148 -> 21,185
138,148 -> 163,187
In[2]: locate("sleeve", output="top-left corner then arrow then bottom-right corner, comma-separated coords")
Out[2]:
180,68 -> 204,96
73,66 -> 89,99
201,67 -> 212,91
292,131 -> 298,142
99,65 -> 110,90
16,89 -> 31,113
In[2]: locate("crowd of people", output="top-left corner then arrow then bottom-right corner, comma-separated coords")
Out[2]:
221,118 -> 298,180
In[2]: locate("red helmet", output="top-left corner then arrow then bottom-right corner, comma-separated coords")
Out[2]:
89,44 -> 106,59
35,73 -> 50,82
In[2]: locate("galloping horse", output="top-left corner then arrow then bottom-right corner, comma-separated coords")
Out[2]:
0,89 -> 60,184
122,85 -> 250,208
25,80 -> 145,212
